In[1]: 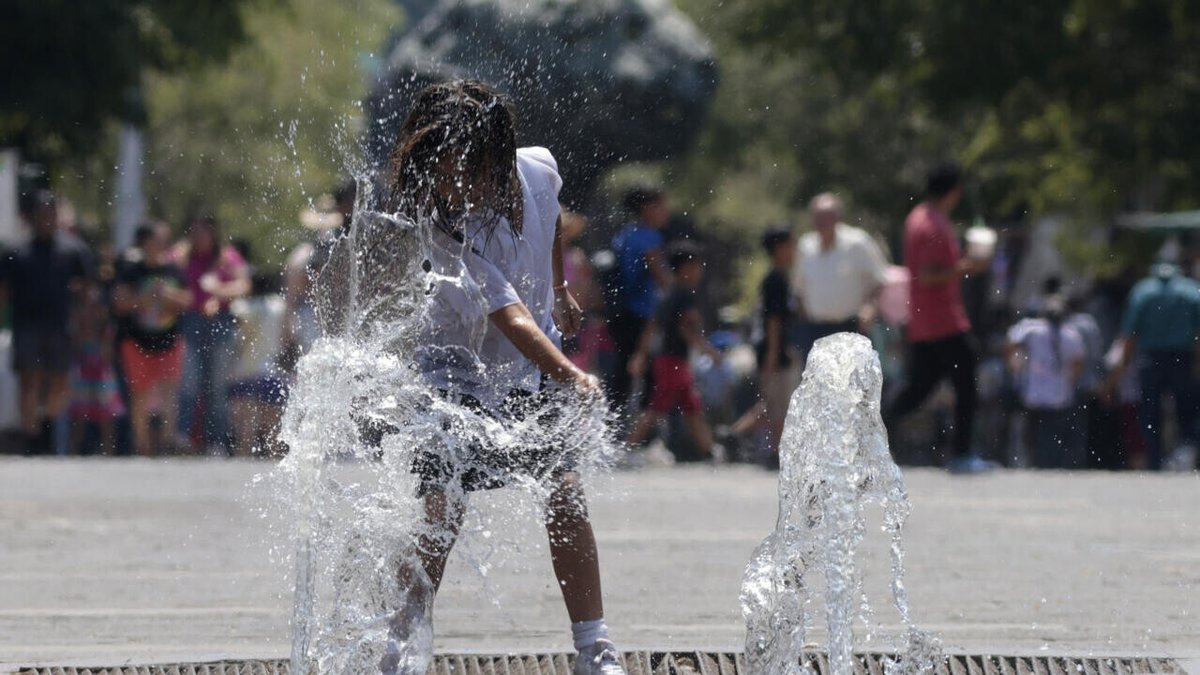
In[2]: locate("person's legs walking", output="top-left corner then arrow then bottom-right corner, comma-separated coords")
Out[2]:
204,313 -> 237,450
1137,355 -> 1167,470
177,313 -> 204,447
944,333 -> 979,460
1166,351 -> 1198,452
606,313 -> 644,416
883,340 -> 945,460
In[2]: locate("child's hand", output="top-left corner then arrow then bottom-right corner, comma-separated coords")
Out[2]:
573,371 -> 601,396
553,287 -> 583,338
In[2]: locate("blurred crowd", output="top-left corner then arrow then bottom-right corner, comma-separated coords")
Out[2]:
3,162 -> 1199,472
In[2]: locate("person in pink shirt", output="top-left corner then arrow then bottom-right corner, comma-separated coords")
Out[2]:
175,213 -> 251,454
884,163 -> 994,473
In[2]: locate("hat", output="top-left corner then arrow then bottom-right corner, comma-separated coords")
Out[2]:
300,194 -> 344,230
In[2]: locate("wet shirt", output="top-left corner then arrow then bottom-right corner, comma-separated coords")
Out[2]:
657,287 -> 696,358
118,260 -> 187,352
0,233 -> 92,329
903,202 -> 971,342
756,268 -> 793,369
613,223 -> 664,318
1120,272 -> 1200,352
418,147 -> 563,407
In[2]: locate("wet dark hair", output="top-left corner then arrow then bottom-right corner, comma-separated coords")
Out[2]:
385,79 -> 522,238
133,223 -> 156,247
925,162 -> 963,199
761,226 -> 792,254
668,240 -> 703,270
622,185 -> 665,216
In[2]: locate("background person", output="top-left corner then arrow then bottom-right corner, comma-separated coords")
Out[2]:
791,192 -> 888,357
1004,296 -> 1086,469
606,186 -> 672,417
113,223 -> 192,457
625,242 -> 724,461
67,286 -> 125,455
1106,261 -> 1200,470
0,189 -> 93,455
175,213 -> 251,454
883,163 -> 994,473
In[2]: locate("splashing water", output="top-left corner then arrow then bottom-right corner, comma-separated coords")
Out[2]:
741,333 -> 941,675
274,182 -> 615,675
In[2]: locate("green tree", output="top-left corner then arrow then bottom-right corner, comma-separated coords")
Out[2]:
726,0 -> 1200,215
138,0 -> 400,266
0,0 -> 274,164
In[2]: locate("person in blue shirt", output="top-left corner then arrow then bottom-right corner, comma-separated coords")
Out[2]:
607,186 -> 672,415
1106,262 -> 1200,470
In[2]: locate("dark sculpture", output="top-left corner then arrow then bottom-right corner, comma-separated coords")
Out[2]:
366,0 -> 718,205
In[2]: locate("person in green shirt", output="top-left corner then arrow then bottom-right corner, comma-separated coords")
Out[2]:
1106,262 -> 1200,470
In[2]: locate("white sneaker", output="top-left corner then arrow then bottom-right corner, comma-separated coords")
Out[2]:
574,638 -> 626,675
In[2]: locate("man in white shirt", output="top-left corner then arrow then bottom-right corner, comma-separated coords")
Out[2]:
791,192 -> 889,356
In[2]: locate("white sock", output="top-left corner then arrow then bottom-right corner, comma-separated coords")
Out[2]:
572,618 -> 610,652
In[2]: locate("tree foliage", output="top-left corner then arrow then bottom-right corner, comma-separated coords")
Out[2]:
0,0 -> 273,163
725,0 -> 1200,215
138,0 -> 400,265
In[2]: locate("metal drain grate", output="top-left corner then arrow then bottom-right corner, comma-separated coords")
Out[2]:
12,652 -> 1185,675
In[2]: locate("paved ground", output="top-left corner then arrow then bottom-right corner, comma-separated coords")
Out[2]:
0,458 -> 1197,669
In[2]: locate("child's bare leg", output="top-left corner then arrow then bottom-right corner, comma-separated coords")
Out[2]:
69,419 -> 85,456
156,380 -> 182,453
18,370 -> 44,438
624,409 -> 660,447
412,489 -> 467,592
731,400 -> 766,436
98,420 -> 115,456
684,412 -> 715,455
129,390 -> 153,457
544,472 -> 603,622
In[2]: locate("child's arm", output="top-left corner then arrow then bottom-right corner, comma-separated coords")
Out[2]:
762,314 -> 782,374
646,247 -> 671,290
681,307 -> 722,362
551,215 -> 583,338
489,302 -> 598,393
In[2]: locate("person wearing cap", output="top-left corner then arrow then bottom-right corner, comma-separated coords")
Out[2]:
1105,261 -> 1200,470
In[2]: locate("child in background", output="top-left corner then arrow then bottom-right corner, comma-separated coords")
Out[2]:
626,242 -> 724,460
68,286 -> 125,454
1005,296 -> 1085,468
113,222 -> 192,457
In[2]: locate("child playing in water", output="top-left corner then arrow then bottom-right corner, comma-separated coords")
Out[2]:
382,80 -> 624,675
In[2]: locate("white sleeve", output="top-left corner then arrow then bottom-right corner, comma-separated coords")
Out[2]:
464,248 -> 522,314
518,146 -> 563,199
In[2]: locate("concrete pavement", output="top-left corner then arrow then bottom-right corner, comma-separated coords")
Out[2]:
0,459 -> 1196,669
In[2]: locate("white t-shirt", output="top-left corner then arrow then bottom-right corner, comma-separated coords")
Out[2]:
792,223 -> 889,322
417,147 -> 563,405
1007,318 -> 1085,410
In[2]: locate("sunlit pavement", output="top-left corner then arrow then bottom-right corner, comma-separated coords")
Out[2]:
0,458 -> 1196,669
